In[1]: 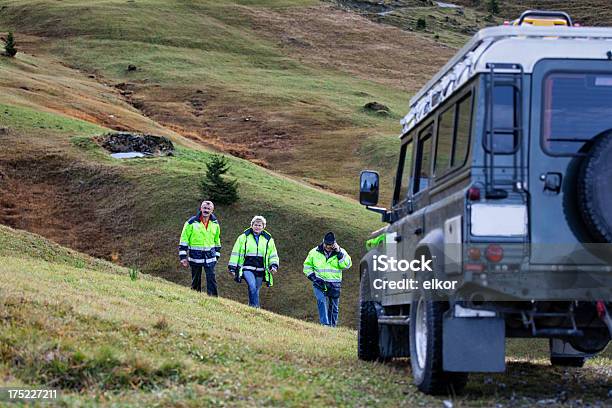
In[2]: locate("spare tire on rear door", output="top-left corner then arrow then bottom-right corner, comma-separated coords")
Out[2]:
577,131 -> 612,243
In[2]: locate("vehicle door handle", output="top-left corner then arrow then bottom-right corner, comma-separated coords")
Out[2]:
394,235 -> 402,242
541,172 -> 562,194
414,227 -> 423,236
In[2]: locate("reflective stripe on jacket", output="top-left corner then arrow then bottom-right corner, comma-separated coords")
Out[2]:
178,212 -> 221,265
303,244 -> 352,285
228,228 -> 279,286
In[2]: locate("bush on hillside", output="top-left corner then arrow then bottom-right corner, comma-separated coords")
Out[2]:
488,0 -> 499,15
201,155 -> 239,205
4,32 -> 17,57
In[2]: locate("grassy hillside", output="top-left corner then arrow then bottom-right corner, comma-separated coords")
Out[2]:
0,0 -> 453,327
0,225 -> 436,406
332,0 -> 498,48
330,0 -> 612,48
0,0 -> 458,199
1,225 -> 611,406
451,0 -> 612,27
0,92 -> 382,327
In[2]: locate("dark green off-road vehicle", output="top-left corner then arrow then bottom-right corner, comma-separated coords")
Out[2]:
358,11 -> 612,395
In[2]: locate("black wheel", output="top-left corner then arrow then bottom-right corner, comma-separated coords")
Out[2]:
550,356 -> 586,368
358,266 -> 381,361
577,131 -> 612,243
409,295 -> 468,395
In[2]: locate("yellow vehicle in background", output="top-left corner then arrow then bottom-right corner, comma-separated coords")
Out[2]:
511,10 -> 573,26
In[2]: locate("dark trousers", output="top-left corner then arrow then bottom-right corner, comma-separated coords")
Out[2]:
190,263 -> 218,296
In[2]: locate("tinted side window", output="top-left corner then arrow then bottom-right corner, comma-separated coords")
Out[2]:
453,93 -> 472,166
435,106 -> 454,175
396,141 -> 414,203
414,125 -> 433,194
543,73 -> 612,154
487,85 -> 517,153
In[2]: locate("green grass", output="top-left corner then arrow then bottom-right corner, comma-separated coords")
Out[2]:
0,103 -> 105,134
0,226 -> 437,406
51,37 -> 406,128
0,225 -> 610,406
0,0 -> 406,197
89,140 -> 384,327
1,101 -> 382,327
0,224 -> 122,273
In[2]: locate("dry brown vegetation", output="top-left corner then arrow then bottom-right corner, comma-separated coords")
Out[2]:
245,4 -> 455,92
451,0 -> 612,26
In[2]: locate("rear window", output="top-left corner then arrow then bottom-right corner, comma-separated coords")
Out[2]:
485,85 -> 518,153
543,73 -> 612,154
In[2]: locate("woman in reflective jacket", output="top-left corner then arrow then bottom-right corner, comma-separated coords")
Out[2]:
228,215 -> 279,307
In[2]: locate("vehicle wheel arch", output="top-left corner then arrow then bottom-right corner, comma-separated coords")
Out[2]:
360,247 -> 384,281
414,228 -> 446,280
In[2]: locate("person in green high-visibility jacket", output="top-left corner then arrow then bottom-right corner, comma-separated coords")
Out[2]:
303,232 -> 352,327
179,200 -> 221,296
228,215 -> 279,308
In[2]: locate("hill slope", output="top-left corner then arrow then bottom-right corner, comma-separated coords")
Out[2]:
0,85 -> 382,328
331,1 -> 612,49
0,225 -> 435,406
0,0 -> 449,327
1,225 -> 611,406
0,0 -> 458,199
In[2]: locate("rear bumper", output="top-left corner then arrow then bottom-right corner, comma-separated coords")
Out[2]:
460,268 -> 612,301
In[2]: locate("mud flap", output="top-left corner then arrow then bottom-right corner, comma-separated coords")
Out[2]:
550,338 -> 594,358
379,324 -> 410,359
443,315 -> 505,372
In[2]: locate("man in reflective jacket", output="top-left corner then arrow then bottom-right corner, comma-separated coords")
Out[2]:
179,200 -> 221,296
228,215 -> 279,307
303,232 -> 352,327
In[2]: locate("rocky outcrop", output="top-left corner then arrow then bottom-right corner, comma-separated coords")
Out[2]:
98,132 -> 174,156
363,101 -> 391,116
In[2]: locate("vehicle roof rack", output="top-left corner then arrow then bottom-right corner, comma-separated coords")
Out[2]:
516,10 -> 573,26
401,25 -> 612,134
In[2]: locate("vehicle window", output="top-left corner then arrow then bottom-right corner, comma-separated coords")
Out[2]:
487,85 -> 517,153
414,125 -> 433,194
435,106 -> 454,175
543,73 -> 612,154
453,93 -> 472,166
395,140 -> 414,203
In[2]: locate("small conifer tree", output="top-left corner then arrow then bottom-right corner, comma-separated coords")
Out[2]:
4,32 -> 17,57
201,155 -> 239,205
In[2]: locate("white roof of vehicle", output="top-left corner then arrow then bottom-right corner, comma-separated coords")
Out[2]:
401,25 -> 612,134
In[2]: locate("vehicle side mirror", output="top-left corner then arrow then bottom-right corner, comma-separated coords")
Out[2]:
359,170 -> 380,206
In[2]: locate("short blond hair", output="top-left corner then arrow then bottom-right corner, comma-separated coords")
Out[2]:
251,215 -> 267,227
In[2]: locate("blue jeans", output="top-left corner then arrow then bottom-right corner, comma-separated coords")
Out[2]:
313,284 -> 340,327
242,270 -> 263,307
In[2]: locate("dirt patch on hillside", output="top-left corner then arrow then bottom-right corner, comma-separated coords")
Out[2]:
119,83 -> 346,168
0,39 -> 178,137
0,142 -> 138,263
242,4 -> 455,92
